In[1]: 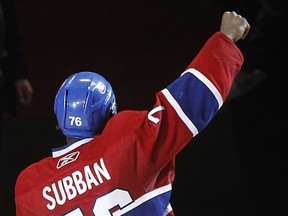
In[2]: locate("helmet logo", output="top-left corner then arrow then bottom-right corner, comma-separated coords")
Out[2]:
96,81 -> 106,94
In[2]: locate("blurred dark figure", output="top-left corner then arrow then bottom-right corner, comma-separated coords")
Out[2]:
240,0 -> 288,74
222,0 -> 288,99
0,0 -> 33,151
0,0 -> 33,215
216,1 -> 288,215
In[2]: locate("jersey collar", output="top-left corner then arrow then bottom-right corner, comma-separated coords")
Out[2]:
52,138 -> 93,158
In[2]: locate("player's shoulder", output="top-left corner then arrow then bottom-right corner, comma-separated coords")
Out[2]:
107,110 -> 148,126
101,110 -> 148,135
16,157 -> 53,190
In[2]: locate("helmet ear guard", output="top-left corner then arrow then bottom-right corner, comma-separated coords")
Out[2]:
54,71 -> 117,139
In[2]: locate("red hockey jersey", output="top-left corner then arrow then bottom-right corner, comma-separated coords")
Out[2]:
15,32 -> 243,216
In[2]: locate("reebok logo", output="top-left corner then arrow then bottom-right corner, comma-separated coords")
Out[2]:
56,151 -> 80,169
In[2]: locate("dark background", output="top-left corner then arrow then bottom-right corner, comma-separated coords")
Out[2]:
1,0 -> 287,215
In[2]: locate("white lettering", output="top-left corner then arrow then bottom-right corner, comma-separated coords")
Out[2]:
84,165 -> 99,189
42,157 -> 111,210
42,186 -> 56,210
63,176 -> 77,200
93,158 -> 111,183
72,171 -> 87,195
52,182 -> 66,205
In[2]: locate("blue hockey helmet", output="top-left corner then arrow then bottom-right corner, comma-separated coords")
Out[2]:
54,71 -> 117,139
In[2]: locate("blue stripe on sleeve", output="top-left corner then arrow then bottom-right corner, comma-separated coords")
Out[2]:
122,191 -> 171,216
165,71 -> 220,133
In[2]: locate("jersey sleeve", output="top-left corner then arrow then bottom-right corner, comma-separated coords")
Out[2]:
143,32 -> 244,169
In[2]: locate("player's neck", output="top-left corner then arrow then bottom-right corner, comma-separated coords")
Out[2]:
66,137 -> 81,144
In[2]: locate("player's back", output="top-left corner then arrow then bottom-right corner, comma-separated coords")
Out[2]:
15,110 -> 175,216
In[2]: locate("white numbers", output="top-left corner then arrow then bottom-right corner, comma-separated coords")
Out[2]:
68,116 -> 82,126
64,189 -> 133,216
64,208 -> 82,216
93,189 -> 133,215
148,106 -> 165,124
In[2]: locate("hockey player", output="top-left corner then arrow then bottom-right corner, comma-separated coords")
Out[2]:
15,11 -> 250,215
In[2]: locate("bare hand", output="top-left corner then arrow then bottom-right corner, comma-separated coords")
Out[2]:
220,11 -> 250,42
15,79 -> 34,105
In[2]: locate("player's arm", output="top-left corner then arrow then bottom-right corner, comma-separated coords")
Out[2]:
164,11 -> 250,132
144,11 -> 250,167
186,11 -> 250,101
